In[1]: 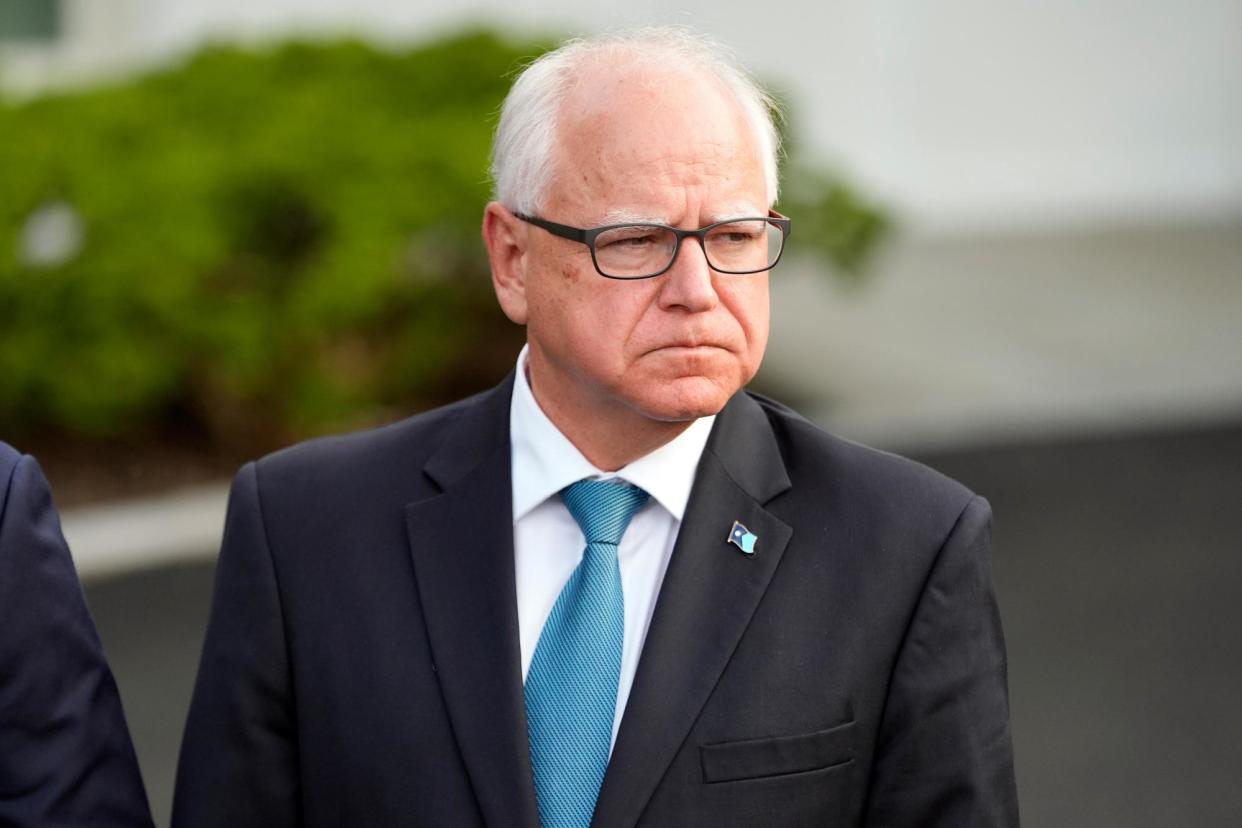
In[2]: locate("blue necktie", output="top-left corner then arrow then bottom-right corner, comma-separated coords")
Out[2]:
525,479 -> 649,828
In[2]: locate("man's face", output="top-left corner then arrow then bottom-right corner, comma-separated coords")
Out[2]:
508,64 -> 771,438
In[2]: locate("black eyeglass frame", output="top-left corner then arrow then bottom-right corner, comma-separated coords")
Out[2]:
514,210 -> 792,280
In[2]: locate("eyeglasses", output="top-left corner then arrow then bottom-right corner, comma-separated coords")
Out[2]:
514,210 -> 792,280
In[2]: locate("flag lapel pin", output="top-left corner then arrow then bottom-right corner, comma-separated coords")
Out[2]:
727,520 -> 758,555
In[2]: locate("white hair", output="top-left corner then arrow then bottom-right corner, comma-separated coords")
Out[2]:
490,27 -> 783,215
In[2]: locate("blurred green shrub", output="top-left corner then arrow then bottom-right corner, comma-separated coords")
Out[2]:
0,31 -> 888,449
778,163 -> 890,283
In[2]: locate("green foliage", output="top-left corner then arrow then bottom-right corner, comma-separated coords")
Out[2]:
777,164 -> 892,283
0,32 -> 533,445
0,31 -> 887,447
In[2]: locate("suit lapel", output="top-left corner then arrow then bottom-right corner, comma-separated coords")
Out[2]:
405,376 -> 541,828
592,392 -> 793,828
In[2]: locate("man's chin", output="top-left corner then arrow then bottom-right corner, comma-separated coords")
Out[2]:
629,375 -> 739,423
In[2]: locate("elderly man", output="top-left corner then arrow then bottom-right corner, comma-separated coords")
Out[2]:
174,29 -> 1017,827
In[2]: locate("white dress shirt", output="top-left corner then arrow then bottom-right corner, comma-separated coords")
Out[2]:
510,346 -> 714,750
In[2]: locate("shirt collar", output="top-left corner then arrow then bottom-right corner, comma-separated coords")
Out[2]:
509,345 -> 715,524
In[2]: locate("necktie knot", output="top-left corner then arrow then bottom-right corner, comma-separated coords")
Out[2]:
560,479 -> 649,546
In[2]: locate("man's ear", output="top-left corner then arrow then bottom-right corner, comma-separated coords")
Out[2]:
482,202 -> 529,325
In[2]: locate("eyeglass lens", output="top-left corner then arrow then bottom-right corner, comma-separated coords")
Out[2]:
593,219 -> 783,278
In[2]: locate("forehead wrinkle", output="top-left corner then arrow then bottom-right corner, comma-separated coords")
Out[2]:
591,145 -> 737,195
579,156 -> 760,226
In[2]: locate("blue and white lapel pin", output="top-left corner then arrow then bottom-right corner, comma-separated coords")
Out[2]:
727,520 -> 758,555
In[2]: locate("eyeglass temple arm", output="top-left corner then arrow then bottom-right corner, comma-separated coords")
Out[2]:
513,213 -> 589,244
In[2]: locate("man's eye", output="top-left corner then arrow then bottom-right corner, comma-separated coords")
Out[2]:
602,233 -> 659,249
710,221 -> 765,244
714,229 -> 761,245
622,235 -> 658,247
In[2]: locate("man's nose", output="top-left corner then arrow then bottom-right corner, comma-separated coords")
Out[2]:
658,237 -> 719,312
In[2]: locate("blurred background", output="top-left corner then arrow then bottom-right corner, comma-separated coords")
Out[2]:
2,1 -> 1240,825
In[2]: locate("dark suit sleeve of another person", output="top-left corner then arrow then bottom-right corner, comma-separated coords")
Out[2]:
0,447 -> 153,828
172,462 -> 299,827
862,495 -> 1019,826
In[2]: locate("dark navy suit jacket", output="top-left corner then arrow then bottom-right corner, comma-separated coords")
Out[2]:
173,378 -> 1018,826
0,443 -> 153,827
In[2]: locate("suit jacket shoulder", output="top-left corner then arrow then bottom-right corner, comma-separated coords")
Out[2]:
249,379 -> 511,524
746,391 -> 977,556
0,441 -> 19,501
0,443 -> 153,828
174,379 -> 525,827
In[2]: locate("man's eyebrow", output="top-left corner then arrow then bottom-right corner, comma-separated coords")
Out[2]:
706,203 -> 766,223
596,209 -> 667,225
593,205 -> 767,226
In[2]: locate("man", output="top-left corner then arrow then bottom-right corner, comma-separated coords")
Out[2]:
0,442 -> 153,827
174,29 -> 1018,826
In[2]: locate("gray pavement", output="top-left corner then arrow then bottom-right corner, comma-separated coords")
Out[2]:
88,563 -> 213,827
61,483 -> 228,580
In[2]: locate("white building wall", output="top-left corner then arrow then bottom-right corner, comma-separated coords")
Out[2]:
0,0 -> 147,90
